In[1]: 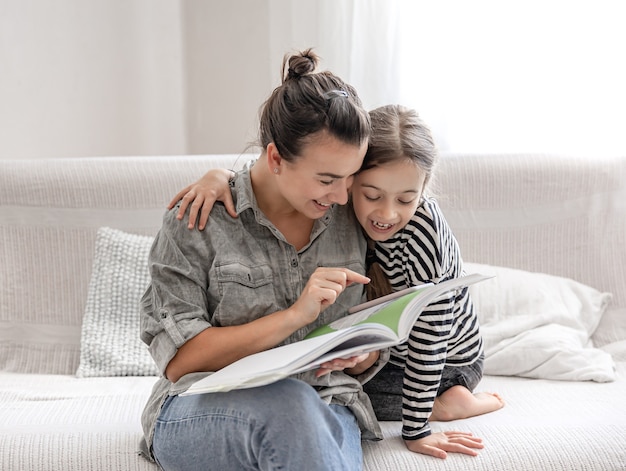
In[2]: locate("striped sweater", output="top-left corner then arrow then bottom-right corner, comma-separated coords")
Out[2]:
371,197 -> 483,440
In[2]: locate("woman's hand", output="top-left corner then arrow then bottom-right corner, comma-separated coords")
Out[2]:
293,267 -> 375,378
286,267 -> 370,330
167,168 -> 236,230
405,431 -> 484,459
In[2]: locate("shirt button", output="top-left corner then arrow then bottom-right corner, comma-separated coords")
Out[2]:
291,258 -> 298,268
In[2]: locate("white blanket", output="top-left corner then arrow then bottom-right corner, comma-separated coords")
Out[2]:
482,315 -> 615,381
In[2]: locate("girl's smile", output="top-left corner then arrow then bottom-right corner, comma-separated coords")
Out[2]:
351,158 -> 426,241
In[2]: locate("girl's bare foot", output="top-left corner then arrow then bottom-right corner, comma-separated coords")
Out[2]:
430,385 -> 505,422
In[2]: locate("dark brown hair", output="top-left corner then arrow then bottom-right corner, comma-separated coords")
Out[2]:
363,105 -> 438,301
258,48 -> 370,161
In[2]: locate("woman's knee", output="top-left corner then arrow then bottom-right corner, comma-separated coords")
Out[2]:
254,379 -> 334,429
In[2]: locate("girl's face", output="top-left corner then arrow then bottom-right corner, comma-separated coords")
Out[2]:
277,131 -> 367,219
351,158 -> 426,241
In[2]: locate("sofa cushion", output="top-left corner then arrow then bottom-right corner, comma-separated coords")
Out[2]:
76,227 -> 158,377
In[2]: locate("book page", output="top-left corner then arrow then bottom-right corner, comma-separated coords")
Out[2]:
306,286 -> 428,339
396,273 -> 493,337
307,273 -> 492,341
347,284 -> 431,313
181,324 -> 397,395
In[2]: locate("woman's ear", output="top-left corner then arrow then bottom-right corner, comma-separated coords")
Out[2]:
266,143 -> 282,174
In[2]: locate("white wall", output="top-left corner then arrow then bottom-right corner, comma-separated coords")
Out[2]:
0,1 -> 329,160
181,0 -> 271,155
0,0 -> 187,159
6,1 -> 621,160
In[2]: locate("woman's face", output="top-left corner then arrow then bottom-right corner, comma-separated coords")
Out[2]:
351,158 -> 426,241
278,132 -> 367,219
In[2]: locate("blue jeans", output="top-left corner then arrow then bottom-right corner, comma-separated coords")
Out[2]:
152,378 -> 363,471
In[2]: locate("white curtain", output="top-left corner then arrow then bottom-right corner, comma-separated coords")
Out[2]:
271,0 -> 626,156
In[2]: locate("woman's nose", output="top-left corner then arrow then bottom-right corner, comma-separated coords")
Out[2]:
330,180 -> 350,205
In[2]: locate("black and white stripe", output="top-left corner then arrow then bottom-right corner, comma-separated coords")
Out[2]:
373,197 -> 483,440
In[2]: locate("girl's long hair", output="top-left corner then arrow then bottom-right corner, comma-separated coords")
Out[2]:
363,105 -> 438,301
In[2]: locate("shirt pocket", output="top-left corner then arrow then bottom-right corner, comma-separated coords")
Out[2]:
213,262 -> 276,326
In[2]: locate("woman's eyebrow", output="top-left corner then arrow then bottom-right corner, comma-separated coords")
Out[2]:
316,171 -> 344,179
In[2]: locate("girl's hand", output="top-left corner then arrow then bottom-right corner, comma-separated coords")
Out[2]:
405,431 -> 484,459
167,168 -> 236,230
315,350 -> 380,377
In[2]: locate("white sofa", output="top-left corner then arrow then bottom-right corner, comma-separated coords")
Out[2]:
1,153 -> 625,471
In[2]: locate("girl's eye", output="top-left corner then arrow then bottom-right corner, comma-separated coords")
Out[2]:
365,195 -> 380,201
320,180 -> 334,186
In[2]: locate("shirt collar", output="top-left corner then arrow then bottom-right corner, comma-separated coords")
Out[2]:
232,168 -> 335,247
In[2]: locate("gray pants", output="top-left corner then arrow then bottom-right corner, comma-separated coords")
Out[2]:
363,355 -> 484,421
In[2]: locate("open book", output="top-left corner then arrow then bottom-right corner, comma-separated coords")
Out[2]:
181,272 -> 491,396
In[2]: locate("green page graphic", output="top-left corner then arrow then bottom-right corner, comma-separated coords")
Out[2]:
358,290 -> 422,334
306,288 -> 425,339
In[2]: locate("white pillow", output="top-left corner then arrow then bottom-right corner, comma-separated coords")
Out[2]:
76,227 -> 158,377
465,262 -> 615,382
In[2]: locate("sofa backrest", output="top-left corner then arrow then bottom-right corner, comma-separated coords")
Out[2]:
1,153 -> 624,374
436,154 -> 625,301
0,155 -> 254,374
434,153 -> 626,347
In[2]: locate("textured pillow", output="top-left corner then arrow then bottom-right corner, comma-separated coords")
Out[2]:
76,227 -> 157,377
465,262 -> 615,382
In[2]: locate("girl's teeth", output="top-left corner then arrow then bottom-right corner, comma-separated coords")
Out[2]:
315,200 -> 330,207
373,221 -> 392,229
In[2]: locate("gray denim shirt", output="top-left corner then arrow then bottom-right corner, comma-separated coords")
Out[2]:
139,168 -> 387,460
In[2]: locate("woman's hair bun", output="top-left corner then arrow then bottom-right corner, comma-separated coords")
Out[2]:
285,48 -> 319,80
260,46 -> 369,160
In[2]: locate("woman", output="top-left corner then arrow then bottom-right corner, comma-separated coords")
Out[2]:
167,105 -> 500,461
139,49 -> 386,471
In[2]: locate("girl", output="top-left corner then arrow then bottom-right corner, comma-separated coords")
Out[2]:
140,49 -> 383,471
169,105 -> 502,460
354,105 -> 504,459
